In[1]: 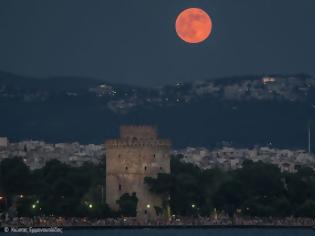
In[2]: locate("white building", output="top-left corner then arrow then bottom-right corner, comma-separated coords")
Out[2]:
174,146 -> 315,173
0,140 -> 105,170
0,137 -> 8,149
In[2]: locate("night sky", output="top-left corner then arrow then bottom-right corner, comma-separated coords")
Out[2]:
0,0 -> 315,87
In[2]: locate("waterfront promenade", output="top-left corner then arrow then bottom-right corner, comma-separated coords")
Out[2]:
1,216 -> 314,228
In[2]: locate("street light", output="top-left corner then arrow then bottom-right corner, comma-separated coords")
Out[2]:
146,204 -> 151,209
89,204 -> 93,209
191,204 -> 196,208
32,204 -> 36,209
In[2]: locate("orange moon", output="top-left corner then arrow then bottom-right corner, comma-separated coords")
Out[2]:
175,8 -> 212,44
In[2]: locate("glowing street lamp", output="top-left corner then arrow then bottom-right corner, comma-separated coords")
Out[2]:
89,204 -> 93,209
146,204 -> 151,209
32,204 -> 36,209
191,204 -> 196,208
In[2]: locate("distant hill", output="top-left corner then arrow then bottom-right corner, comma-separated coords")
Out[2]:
0,71 -> 314,150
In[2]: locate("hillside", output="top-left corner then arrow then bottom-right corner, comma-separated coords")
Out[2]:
0,71 -> 314,150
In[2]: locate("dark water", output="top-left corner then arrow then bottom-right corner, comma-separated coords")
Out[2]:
2,228 -> 314,236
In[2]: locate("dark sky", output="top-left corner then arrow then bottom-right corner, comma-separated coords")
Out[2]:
0,0 -> 315,87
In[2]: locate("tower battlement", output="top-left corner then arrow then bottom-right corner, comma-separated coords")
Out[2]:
105,138 -> 171,149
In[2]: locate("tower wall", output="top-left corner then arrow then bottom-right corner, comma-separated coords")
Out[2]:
105,126 -> 171,219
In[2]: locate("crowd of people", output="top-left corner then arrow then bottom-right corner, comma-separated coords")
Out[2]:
1,215 -> 314,228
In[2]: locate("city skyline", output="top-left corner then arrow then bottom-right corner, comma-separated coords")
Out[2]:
1,0 -> 315,231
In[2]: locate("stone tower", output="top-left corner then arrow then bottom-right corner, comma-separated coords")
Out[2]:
105,126 -> 171,219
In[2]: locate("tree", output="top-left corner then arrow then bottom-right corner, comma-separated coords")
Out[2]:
169,157 -> 203,216
116,193 -> 138,217
213,180 -> 246,217
295,200 -> 315,218
31,160 -> 100,217
145,173 -> 172,216
237,160 -> 284,198
285,167 -> 315,207
0,157 -> 31,196
145,173 -> 172,194
199,168 -> 228,216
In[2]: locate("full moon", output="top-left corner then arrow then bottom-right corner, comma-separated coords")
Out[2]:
175,8 -> 212,44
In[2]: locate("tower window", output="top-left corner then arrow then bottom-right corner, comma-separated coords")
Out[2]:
118,184 -> 122,191
144,166 -> 147,171
153,154 -> 156,158
160,167 -> 162,171
144,210 -> 147,214
125,166 -> 128,171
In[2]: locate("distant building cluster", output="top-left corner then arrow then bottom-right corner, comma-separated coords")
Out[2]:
193,76 -> 315,101
1,75 -> 314,114
0,137 -> 8,149
174,146 -> 315,173
88,83 -> 117,97
1,135 -> 315,174
0,138 -> 104,170
80,76 -> 315,114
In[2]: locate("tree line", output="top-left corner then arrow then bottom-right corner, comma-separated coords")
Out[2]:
145,156 -> 315,218
1,155 -> 315,218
